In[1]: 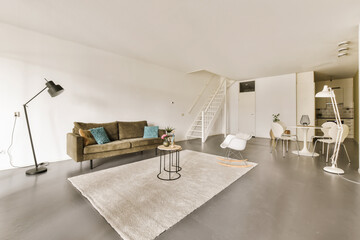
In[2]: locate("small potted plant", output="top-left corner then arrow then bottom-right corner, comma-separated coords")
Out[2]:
165,126 -> 175,135
270,113 -> 280,139
272,113 -> 280,122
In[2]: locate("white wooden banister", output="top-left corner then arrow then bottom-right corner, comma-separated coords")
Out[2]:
201,77 -> 226,142
204,77 -> 225,113
186,76 -> 227,143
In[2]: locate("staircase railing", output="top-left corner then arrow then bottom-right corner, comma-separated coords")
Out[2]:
201,77 -> 226,142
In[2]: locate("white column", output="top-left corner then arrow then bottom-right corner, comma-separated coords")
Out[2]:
296,72 -> 315,141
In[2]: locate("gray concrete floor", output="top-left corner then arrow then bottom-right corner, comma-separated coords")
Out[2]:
0,135 -> 359,240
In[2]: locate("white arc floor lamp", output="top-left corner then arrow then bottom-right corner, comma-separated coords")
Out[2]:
315,85 -> 344,174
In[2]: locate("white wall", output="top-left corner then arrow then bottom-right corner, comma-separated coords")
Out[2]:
227,81 -> 240,134
255,74 -> 297,138
296,72 -> 315,141
0,23 -> 217,170
227,74 -> 297,138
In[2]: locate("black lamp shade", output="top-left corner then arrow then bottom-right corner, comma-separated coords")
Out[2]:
46,81 -> 64,97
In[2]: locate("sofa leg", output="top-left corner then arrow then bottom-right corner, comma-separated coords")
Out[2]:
141,151 -> 143,154
155,148 -> 158,155
90,160 -> 93,170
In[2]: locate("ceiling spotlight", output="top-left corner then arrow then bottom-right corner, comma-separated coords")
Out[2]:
338,52 -> 348,57
338,47 -> 349,52
338,41 -> 350,47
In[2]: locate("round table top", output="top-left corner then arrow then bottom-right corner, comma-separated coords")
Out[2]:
157,144 -> 182,151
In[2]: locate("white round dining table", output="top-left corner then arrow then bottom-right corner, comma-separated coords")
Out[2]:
288,125 -> 323,157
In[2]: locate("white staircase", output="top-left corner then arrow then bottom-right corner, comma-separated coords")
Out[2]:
187,77 -> 227,142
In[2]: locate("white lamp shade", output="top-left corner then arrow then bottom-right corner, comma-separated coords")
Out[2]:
315,85 -> 332,98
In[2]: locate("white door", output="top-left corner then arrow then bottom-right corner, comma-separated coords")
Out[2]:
238,92 -> 256,136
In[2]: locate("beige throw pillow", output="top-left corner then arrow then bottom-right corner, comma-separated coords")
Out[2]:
79,129 -> 96,146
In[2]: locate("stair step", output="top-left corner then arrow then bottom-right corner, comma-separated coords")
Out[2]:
208,97 -> 223,100
206,104 -> 221,107
204,106 -> 220,109
205,101 -> 223,106
206,98 -> 223,102
202,108 -> 219,111
188,131 -> 201,134
203,105 -> 220,109
187,134 -> 201,138
187,132 -> 202,135
187,136 -> 201,139
187,135 -> 201,138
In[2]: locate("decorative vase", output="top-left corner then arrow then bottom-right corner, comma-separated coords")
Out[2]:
163,140 -> 170,147
170,134 -> 175,147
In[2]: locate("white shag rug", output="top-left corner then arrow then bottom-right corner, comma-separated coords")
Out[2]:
68,150 -> 257,240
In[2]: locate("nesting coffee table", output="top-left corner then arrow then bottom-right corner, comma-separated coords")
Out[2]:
157,145 -> 182,181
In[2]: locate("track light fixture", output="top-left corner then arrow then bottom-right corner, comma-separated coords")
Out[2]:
337,41 -> 350,57
338,47 -> 349,52
338,41 -> 350,47
338,52 -> 348,57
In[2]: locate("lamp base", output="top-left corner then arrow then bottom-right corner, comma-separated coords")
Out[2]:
26,166 -> 47,175
323,166 -> 344,175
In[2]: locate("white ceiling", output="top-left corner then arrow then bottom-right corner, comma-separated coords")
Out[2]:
0,0 -> 359,80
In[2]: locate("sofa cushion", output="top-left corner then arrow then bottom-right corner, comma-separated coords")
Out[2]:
158,129 -> 166,137
79,129 -> 96,146
84,140 -> 131,154
128,137 -> 162,148
118,121 -> 148,139
90,127 -> 111,145
143,126 -> 159,138
73,122 -> 119,141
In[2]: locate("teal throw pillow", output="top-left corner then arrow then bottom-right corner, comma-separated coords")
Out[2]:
90,127 -> 111,144
143,126 -> 159,138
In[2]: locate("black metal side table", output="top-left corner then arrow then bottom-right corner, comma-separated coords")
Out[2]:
157,145 -> 182,181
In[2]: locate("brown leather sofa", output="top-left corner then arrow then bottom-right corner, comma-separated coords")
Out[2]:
67,121 -> 165,169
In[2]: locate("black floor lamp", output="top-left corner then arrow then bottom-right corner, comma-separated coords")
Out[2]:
24,78 -> 64,175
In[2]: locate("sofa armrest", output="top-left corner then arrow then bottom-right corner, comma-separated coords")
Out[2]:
67,133 -> 84,162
